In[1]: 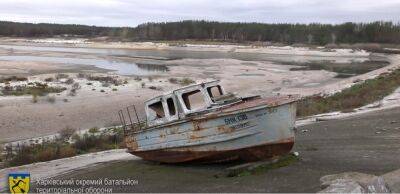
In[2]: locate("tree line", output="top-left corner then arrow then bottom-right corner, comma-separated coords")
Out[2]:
1,20 -> 400,45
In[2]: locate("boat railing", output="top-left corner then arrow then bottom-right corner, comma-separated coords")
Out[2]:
118,105 -> 147,136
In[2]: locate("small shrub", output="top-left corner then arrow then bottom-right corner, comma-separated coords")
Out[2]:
56,73 -> 69,80
8,146 -> 35,166
102,82 -> 110,87
69,89 -> 77,96
36,146 -> 57,162
168,78 -> 178,84
134,77 -> 142,81
123,80 -> 128,84
59,146 -> 76,158
63,98 -> 68,102
100,89 -> 105,93
0,76 -> 28,83
72,132 -> 124,153
72,83 -> 81,90
88,127 -> 99,134
112,88 -> 118,91
0,144 -> 3,162
86,82 -> 93,85
1,82 -> 66,96
44,77 -> 54,82
148,86 -> 157,90
180,78 -> 195,85
59,128 -> 76,141
141,82 -> 146,88
65,78 -> 74,85
76,73 -> 87,78
73,134 -> 98,153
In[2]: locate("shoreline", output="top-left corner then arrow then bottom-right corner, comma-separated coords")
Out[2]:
0,39 -> 399,143
0,37 -> 371,57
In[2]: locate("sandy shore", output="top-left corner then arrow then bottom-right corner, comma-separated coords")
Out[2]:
0,37 -> 370,57
0,39 -> 398,143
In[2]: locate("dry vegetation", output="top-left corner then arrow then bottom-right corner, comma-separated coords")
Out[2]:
0,82 -> 66,96
87,75 -> 124,86
0,76 -> 28,83
3,127 -> 124,167
297,68 -> 400,117
168,77 -> 195,85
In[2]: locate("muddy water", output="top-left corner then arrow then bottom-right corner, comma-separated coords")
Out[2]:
0,44 -> 389,76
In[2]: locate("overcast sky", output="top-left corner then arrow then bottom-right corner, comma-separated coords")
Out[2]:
0,0 -> 399,27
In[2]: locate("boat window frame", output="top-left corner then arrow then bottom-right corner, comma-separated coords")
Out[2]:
206,85 -> 225,102
145,97 -> 168,126
145,94 -> 180,127
174,85 -> 213,115
162,94 -> 179,122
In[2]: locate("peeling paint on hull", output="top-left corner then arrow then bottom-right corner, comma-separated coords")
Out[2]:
126,96 -> 297,163
131,137 -> 294,163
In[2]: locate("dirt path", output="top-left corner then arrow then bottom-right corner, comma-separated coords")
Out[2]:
13,107 -> 398,193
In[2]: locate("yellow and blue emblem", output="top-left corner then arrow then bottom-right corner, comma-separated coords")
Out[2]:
8,172 -> 30,194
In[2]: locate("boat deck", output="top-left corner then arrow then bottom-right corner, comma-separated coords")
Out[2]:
218,95 -> 298,114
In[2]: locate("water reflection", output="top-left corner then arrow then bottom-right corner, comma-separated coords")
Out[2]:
0,55 -> 168,76
0,44 -> 389,77
0,44 -> 371,63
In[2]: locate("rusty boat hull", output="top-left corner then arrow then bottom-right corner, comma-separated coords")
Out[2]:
125,96 -> 297,163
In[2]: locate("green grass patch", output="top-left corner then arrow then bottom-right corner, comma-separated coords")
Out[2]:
297,69 -> 400,117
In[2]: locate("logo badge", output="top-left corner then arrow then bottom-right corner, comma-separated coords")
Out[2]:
8,172 -> 30,194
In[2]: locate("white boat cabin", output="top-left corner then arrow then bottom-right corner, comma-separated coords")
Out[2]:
144,80 -> 226,127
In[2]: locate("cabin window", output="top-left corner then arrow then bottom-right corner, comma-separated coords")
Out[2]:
166,98 -> 176,116
207,86 -> 223,101
182,90 -> 207,110
148,100 -> 165,120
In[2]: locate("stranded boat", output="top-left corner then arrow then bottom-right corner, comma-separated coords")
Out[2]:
118,80 -> 298,163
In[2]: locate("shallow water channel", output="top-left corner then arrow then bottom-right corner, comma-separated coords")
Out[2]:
0,44 -> 389,76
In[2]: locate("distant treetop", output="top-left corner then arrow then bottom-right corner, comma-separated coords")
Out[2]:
1,20 -> 399,45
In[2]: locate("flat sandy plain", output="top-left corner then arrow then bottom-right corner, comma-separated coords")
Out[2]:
0,38 -> 399,143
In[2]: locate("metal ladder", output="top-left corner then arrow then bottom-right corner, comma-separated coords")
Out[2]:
118,105 -> 146,135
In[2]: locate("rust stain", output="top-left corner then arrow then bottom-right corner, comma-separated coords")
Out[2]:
159,132 -> 166,139
192,121 -> 202,131
202,113 -> 219,120
129,137 -> 294,163
125,136 -> 138,151
189,133 -> 200,140
170,127 -> 179,134
217,125 -> 234,133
